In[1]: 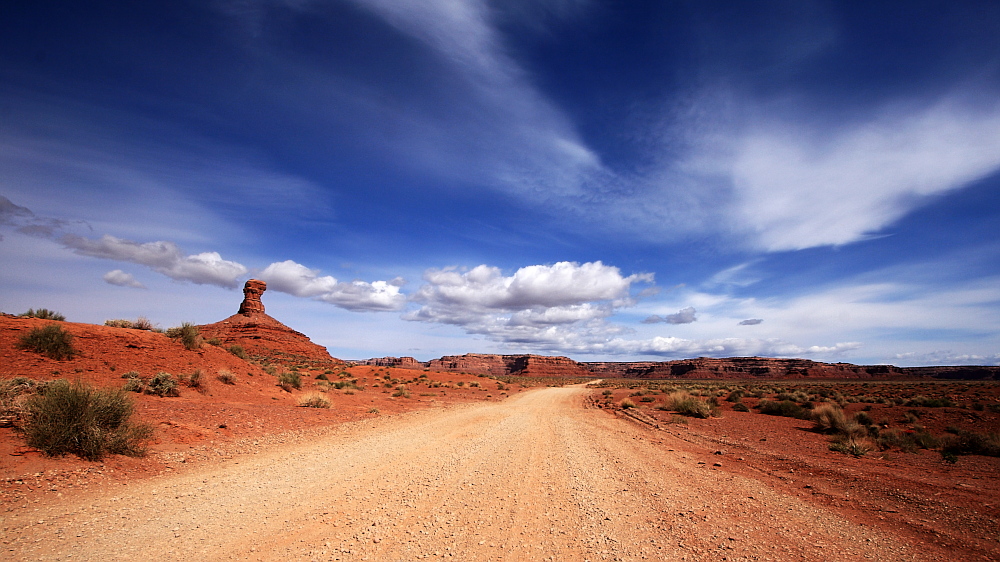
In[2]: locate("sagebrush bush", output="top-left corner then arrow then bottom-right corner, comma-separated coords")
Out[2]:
1,377 -> 37,423
940,430 -> 1000,457
620,398 -> 636,409
298,392 -> 331,408
18,324 -> 76,360
184,369 -> 206,392
20,379 -> 153,460
145,372 -> 179,397
217,370 -> 237,385
392,385 -> 410,398
227,344 -> 248,360
278,371 -> 301,391
829,436 -> 875,457
19,308 -> 65,321
812,403 -> 848,433
665,391 -> 712,418
758,399 -> 810,419
166,323 -> 202,350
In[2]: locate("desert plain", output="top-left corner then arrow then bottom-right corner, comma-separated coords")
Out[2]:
2,309 -> 999,561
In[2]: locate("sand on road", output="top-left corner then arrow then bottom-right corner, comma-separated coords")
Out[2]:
3,386 -> 930,561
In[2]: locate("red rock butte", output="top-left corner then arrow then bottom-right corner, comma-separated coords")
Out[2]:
199,279 -> 339,366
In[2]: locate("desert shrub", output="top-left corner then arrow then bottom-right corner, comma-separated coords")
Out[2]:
122,377 -> 144,393
278,371 -> 302,391
228,344 -> 248,360
368,407 -> 380,414
104,319 -> 133,328
905,395 -> 955,408
940,430 -> 1000,458
20,379 -> 153,460
854,411 -> 874,426
184,369 -> 205,391
206,337 -> 222,346
620,398 -> 636,409
18,324 -> 76,360
812,403 -> 848,433
298,392 -> 331,408
132,316 -> 154,330
145,372 -> 179,397
217,370 -> 237,385
392,385 -> 410,398
1,377 -> 37,423
725,390 -> 744,403
758,399 -> 810,419
334,380 -> 359,390
732,402 -> 750,412
829,436 -> 875,457
166,323 -> 202,350
19,308 -> 65,321
665,391 -> 712,418
316,373 -> 329,381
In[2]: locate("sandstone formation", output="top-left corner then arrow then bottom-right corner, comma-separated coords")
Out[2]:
199,279 -> 339,366
371,352 -> 999,380
358,357 -> 424,370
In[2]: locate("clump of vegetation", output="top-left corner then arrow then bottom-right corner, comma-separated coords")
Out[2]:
940,430 -> 1000,458
663,391 -> 714,418
217,370 -> 237,385
166,323 -> 202,350
18,324 -> 77,360
227,344 -> 248,360
829,436 -> 876,457
19,308 -> 65,321
20,379 -> 153,460
811,403 -> 849,434
298,392 -> 331,408
757,399 -> 810,419
182,369 -> 206,393
145,372 -> 179,397
1,377 -> 38,425
104,316 -> 155,330
278,371 -> 302,391
620,398 -> 637,409
392,385 -> 410,398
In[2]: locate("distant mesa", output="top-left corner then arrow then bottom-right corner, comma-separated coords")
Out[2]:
354,353 -> 1000,380
199,279 -> 339,366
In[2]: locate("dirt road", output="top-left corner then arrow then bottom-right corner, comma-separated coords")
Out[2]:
3,386 -> 934,561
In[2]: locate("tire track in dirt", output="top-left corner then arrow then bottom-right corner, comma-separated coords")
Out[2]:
2,386 -> 939,561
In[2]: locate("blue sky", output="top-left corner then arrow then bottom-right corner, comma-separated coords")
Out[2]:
2,0 -> 999,365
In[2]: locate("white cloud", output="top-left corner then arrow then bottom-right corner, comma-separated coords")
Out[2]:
643,306 -> 697,324
406,261 -> 653,345
727,98 -> 1000,251
61,234 -> 248,288
589,337 -> 861,359
259,260 -> 406,312
103,269 -> 145,289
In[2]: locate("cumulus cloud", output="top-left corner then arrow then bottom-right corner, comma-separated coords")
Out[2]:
643,307 -> 697,325
739,318 -> 763,325
61,234 -> 248,288
406,261 -> 653,345
259,260 -> 406,312
103,269 -> 145,289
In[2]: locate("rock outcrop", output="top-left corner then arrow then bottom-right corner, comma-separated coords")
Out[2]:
425,354 -> 593,378
358,356 -> 425,370
199,279 -> 339,366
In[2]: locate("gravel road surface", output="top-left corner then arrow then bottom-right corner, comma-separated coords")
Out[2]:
3,386 -> 927,561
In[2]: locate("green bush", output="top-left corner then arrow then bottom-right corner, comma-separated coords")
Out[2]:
20,380 -> 153,460
19,308 -> 65,321
166,323 -> 202,350
227,344 -> 248,360
278,371 -> 301,391
758,399 -> 810,419
145,372 -> 179,397
18,324 -> 76,360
